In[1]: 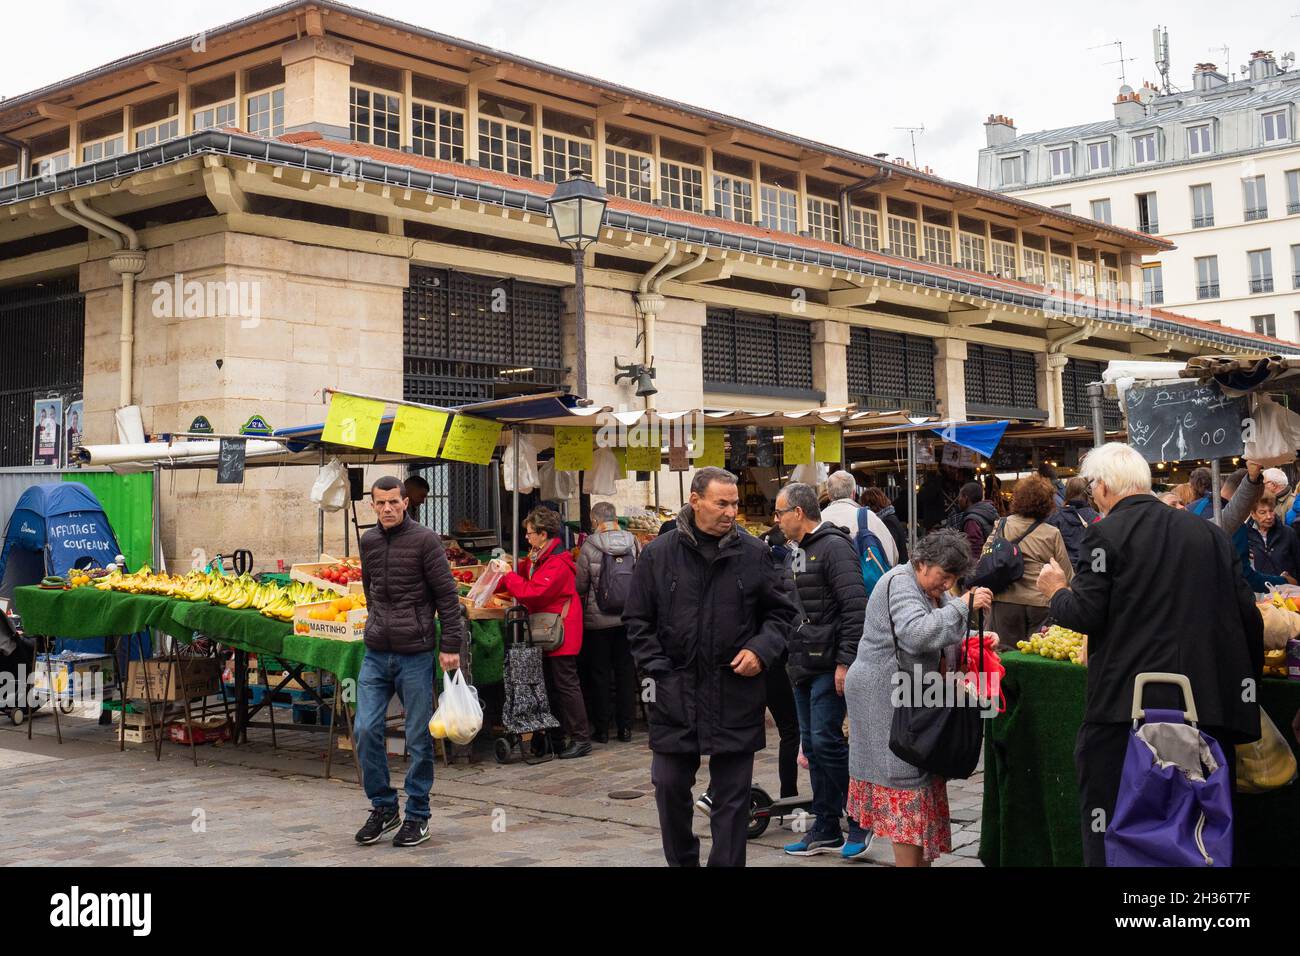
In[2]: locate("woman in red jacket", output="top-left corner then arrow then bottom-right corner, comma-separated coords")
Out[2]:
500,506 -> 591,759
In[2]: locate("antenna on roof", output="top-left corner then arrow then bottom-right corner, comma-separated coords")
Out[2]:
894,125 -> 924,167
1209,44 -> 1232,78
1153,26 -> 1172,93
1091,39 -> 1137,86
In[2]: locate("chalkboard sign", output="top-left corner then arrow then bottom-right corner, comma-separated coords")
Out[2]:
217,438 -> 246,484
1125,381 -> 1248,464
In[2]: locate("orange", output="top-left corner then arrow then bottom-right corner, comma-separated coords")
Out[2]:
335,612 -> 348,622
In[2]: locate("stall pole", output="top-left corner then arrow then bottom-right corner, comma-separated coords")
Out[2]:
907,431 -> 918,555
151,462 -> 162,570
343,506 -> 349,558
653,469 -> 661,513
1087,383 -> 1106,449
317,448 -> 325,559
677,471 -> 685,510
1211,459 -> 1222,523
511,430 -> 520,565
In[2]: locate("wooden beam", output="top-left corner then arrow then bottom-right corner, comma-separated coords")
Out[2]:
469,62 -> 509,84
596,100 -> 632,120
675,257 -> 734,284
36,102 -> 76,122
1129,338 -> 1175,356
304,8 -> 325,36
705,129 -> 739,147
798,152 -> 830,171
826,285 -> 881,308
1016,214 -> 1049,228
948,307 -> 995,326
145,65 -> 185,86
201,165 -> 248,215
951,197 -> 983,212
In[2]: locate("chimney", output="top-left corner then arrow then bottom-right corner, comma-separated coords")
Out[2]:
984,114 -> 1017,147
1193,62 -> 1228,91
1113,87 -> 1145,125
1249,50 -> 1278,82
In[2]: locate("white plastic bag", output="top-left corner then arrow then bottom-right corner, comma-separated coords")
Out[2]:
503,434 -> 541,493
584,447 -> 619,496
466,566 -> 506,607
429,670 -> 483,745
310,457 -> 348,512
790,461 -> 829,486
1244,394 -> 1297,467
539,461 -> 579,501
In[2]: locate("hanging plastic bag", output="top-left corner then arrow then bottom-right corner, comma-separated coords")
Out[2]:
429,669 -> 484,745
1235,710 -> 1299,794
584,447 -> 619,496
539,461 -> 579,501
466,566 -> 506,607
1244,394 -> 1297,467
503,434 -> 542,493
310,457 -> 348,512
790,461 -> 829,486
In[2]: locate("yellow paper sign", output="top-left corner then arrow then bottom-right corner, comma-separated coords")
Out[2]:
612,446 -> 628,479
322,393 -> 385,450
696,428 -> 726,469
440,414 -> 502,465
815,425 -> 841,463
386,405 -> 450,458
554,427 -> 594,472
783,427 -> 812,466
626,441 -> 662,473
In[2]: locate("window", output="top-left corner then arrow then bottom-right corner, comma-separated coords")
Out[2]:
1090,198 -> 1112,223
0,166 -> 16,187
1049,146 -> 1073,177
759,165 -> 799,232
804,196 -> 841,243
702,308 -> 814,393
79,111 -> 124,163
713,154 -> 754,224
922,222 -> 953,265
1293,244 -> 1300,288
1050,254 -> 1074,290
1102,265 -> 1120,301
846,328 -> 936,415
1243,175 -> 1268,221
606,148 -> 653,202
80,136 -> 124,163
190,75 -> 236,131
1087,140 -> 1111,171
1022,247 -> 1047,285
476,94 -> 534,177
958,231 -> 986,270
1133,131 -> 1158,164
991,239 -> 1017,277
246,88 -> 284,138
1288,169 -> 1300,215
192,102 -> 236,131
886,215 -> 918,259
351,86 -> 401,149
1249,249 -> 1274,293
1196,256 -> 1220,299
1077,257 -> 1097,297
1187,124 -> 1212,156
999,154 -> 1023,186
964,344 -> 1039,413
847,206 -> 880,251
1143,264 -> 1164,305
1051,203 -> 1072,214
1136,191 -> 1159,233
658,139 -> 704,212
30,153 -> 70,177
411,101 -> 465,162
1191,184 -> 1214,227
1252,314 -> 1277,338
541,113 -> 595,182
1263,110 -> 1290,144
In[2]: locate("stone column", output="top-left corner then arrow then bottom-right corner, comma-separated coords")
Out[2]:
281,36 -> 355,141
1036,351 -> 1069,426
934,337 -> 967,420
811,319 -> 850,406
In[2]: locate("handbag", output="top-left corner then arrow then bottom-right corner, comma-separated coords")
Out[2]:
786,563 -> 838,675
886,577 -> 986,780
527,597 -> 571,653
965,517 -> 1042,594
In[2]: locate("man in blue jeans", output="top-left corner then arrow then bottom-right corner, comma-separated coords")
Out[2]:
775,482 -> 871,860
353,476 -> 465,847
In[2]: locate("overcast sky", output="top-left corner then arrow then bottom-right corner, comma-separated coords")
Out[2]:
5,0 -> 1300,184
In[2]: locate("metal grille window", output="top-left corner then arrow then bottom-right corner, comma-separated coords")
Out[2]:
806,196 -> 841,243
887,216 -> 918,259
965,344 -> 1038,413
958,232 -> 986,270
1248,249 -> 1274,293
542,133 -> 593,182
848,207 -> 880,251
478,118 -> 533,177
1288,170 -> 1300,215
1062,358 -> 1121,430
760,184 -> 798,232
351,86 -> 401,148
411,101 -> 465,162
991,239 -> 1017,277
922,224 -> 953,265
702,308 -> 813,393
1196,256 -> 1220,299
0,278 -> 84,467
1143,264 -> 1164,305
712,174 -> 753,224
246,88 -> 285,138
846,328 -> 935,415
605,147 -> 652,202
192,102 -> 236,131
659,160 -> 704,212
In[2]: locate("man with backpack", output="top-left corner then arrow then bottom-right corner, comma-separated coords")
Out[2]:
822,470 -> 897,565
948,481 -> 998,562
575,501 -> 640,743
774,482 -> 871,860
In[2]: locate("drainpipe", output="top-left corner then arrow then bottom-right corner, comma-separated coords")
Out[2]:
839,168 -> 894,243
633,242 -> 680,413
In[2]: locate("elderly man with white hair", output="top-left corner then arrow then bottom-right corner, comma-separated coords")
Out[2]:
1262,468 -> 1294,525
820,470 -> 898,566
1035,442 -> 1262,867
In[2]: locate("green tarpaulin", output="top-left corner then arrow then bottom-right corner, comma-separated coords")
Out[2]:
980,651 -> 1300,867
64,472 -> 153,569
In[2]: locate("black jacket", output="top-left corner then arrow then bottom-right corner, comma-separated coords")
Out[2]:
1048,498 -> 1100,571
1247,521 -> 1300,580
360,515 -> 466,655
876,505 -> 909,564
785,523 -> 868,685
623,506 -> 798,755
949,500 -> 999,561
1048,494 -> 1262,743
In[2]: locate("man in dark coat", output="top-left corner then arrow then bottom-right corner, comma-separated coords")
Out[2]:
353,476 -> 465,849
774,482 -> 868,859
624,466 -> 797,867
947,481 -> 998,562
1247,497 -> 1300,582
1037,444 -> 1262,867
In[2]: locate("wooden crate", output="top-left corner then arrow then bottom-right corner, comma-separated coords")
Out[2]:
459,594 -> 507,620
291,600 -> 367,641
290,561 -> 364,597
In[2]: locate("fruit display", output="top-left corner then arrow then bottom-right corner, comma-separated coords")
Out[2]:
737,517 -> 771,537
67,571 -> 93,588
451,568 -> 480,584
625,513 -> 663,535
90,566 -> 349,623
1268,591 -> 1300,614
444,543 -> 478,567
318,562 -> 361,586
306,595 -> 363,623
1017,624 -> 1087,664
1264,648 -> 1287,678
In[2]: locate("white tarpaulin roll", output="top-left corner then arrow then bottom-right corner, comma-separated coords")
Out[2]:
77,440 -> 286,471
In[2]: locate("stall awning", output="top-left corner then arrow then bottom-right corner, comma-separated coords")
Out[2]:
845,418 -> 1010,458
1181,354 -> 1300,396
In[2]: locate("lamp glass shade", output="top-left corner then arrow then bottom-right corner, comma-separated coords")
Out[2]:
547,173 -> 607,249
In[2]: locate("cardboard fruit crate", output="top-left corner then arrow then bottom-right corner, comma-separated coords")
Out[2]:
459,594 -> 507,620
125,658 -> 223,702
165,715 -> 232,745
290,560 -> 364,596
292,600 -> 367,641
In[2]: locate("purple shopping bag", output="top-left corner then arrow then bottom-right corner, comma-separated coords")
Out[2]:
1105,673 -> 1234,867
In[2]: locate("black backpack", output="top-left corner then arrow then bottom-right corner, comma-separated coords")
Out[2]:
965,517 -> 1042,594
594,544 -> 637,615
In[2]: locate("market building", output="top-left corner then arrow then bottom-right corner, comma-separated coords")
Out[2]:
0,1 -> 1289,569
977,49 -> 1300,341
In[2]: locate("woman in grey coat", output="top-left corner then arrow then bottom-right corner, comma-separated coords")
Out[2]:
844,528 -> 992,867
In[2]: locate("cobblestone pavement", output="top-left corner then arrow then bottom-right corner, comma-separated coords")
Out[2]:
0,707 -> 982,867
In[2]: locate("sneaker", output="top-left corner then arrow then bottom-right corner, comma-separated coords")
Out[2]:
784,833 -> 845,856
842,833 -> 874,861
392,817 -> 430,847
694,791 -> 714,816
354,806 -> 400,845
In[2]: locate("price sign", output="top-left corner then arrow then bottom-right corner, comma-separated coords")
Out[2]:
441,415 -> 502,465
322,394 -> 384,449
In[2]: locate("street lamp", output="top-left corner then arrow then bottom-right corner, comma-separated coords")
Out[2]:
546,167 -> 607,397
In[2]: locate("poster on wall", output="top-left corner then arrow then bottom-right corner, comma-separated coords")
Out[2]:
64,400 -> 84,466
33,397 -> 63,467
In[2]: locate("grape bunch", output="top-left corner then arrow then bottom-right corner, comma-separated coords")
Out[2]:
1017,624 -> 1086,664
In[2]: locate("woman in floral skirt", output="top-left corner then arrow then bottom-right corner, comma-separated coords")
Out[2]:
844,528 -> 992,866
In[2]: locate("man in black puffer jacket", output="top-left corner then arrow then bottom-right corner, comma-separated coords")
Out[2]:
352,476 -> 465,849
774,482 -> 869,860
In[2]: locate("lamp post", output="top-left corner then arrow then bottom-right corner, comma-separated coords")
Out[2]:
546,167 -> 607,397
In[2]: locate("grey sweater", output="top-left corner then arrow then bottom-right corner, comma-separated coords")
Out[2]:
845,563 -> 971,789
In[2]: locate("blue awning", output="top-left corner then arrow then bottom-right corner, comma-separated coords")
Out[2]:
929,420 -> 1009,458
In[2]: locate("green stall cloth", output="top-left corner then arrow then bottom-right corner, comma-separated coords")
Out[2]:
65,472 -> 154,570
979,651 -> 1300,867
15,586 -> 191,642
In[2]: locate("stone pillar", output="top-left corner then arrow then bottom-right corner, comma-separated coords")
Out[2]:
1036,351 -> 1069,426
934,337 -> 967,420
811,319 -> 850,406
1118,251 -> 1144,307
281,36 -> 355,141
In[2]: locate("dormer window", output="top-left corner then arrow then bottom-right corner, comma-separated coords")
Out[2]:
1049,146 -> 1073,177
1087,140 -> 1111,171
1263,109 -> 1291,144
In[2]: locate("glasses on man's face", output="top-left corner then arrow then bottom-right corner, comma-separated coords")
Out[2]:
773,506 -> 797,518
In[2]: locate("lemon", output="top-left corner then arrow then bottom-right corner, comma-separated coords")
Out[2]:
429,719 -> 447,738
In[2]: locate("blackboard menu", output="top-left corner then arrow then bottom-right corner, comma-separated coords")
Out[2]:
217,438 -> 247,484
1125,381 -> 1248,464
